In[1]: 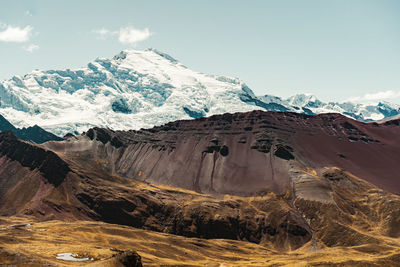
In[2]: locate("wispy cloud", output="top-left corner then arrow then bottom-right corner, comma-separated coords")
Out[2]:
93,26 -> 152,45
348,90 -> 400,102
92,28 -> 110,40
23,44 -> 39,52
118,26 -> 151,45
0,24 -> 33,43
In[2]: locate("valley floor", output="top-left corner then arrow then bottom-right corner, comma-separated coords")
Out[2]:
1,216 -> 399,267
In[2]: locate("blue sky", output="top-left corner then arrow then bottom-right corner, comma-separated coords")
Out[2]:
1,0 -> 399,103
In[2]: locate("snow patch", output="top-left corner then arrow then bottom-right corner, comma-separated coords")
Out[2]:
56,253 -> 93,261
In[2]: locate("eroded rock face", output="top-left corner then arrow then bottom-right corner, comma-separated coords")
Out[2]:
46,110 -> 400,195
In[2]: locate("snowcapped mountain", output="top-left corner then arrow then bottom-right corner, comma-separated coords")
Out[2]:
1,48 -> 399,136
0,49 -> 263,136
258,93 -> 400,122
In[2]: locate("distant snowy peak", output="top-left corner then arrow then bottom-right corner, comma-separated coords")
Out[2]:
258,95 -> 286,105
287,94 -> 319,107
257,93 -> 400,122
0,49 -> 262,136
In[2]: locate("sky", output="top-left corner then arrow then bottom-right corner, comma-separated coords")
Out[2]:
0,0 -> 399,103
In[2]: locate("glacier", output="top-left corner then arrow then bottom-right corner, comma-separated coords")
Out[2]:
0,49 -> 264,136
0,48 -> 399,136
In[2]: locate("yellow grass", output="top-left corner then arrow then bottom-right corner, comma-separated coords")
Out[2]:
1,216 -> 399,266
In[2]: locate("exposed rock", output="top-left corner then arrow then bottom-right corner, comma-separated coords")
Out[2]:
220,145 -> 229,156
103,249 -> 142,267
274,145 -> 294,160
0,131 -> 70,186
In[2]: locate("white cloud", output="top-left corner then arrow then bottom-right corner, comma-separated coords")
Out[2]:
93,26 -> 152,45
92,28 -> 111,40
0,25 -> 33,43
23,44 -> 39,52
118,26 -> 152,45
348,90 -> 400,103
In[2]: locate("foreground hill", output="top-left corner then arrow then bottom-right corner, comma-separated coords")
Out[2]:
0,110 -> 399,265
0,215 -> 399,266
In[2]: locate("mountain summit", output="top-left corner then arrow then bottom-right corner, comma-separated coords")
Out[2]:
0,49 -> 262,135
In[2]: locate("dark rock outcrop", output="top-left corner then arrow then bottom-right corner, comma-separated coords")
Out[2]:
106,249 -> 143,267
0,131 -> 70,186
0,114 -> 62,143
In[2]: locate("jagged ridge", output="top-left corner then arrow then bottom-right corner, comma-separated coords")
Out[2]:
0,131 -> 69,186
0,114 -> 62,143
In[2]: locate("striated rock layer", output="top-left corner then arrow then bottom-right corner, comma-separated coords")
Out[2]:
46,110 -> 400,195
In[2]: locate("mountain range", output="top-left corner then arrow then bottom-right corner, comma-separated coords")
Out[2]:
1,49 -> 399,137
1,49 -> 400,266
258,93 -> 400,121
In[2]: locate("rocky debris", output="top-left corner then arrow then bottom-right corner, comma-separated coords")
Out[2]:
112,250 -> 143,267
88,249 -> 142,267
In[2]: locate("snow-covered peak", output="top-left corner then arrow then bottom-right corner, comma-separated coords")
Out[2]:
258,94 -> 285,105
1,48 -> 400,136
0,49 -> 263,136
286,93 -> 320,107
255,92 -> 400,122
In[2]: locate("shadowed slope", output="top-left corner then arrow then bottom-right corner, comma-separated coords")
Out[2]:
0,131 -> 69,187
